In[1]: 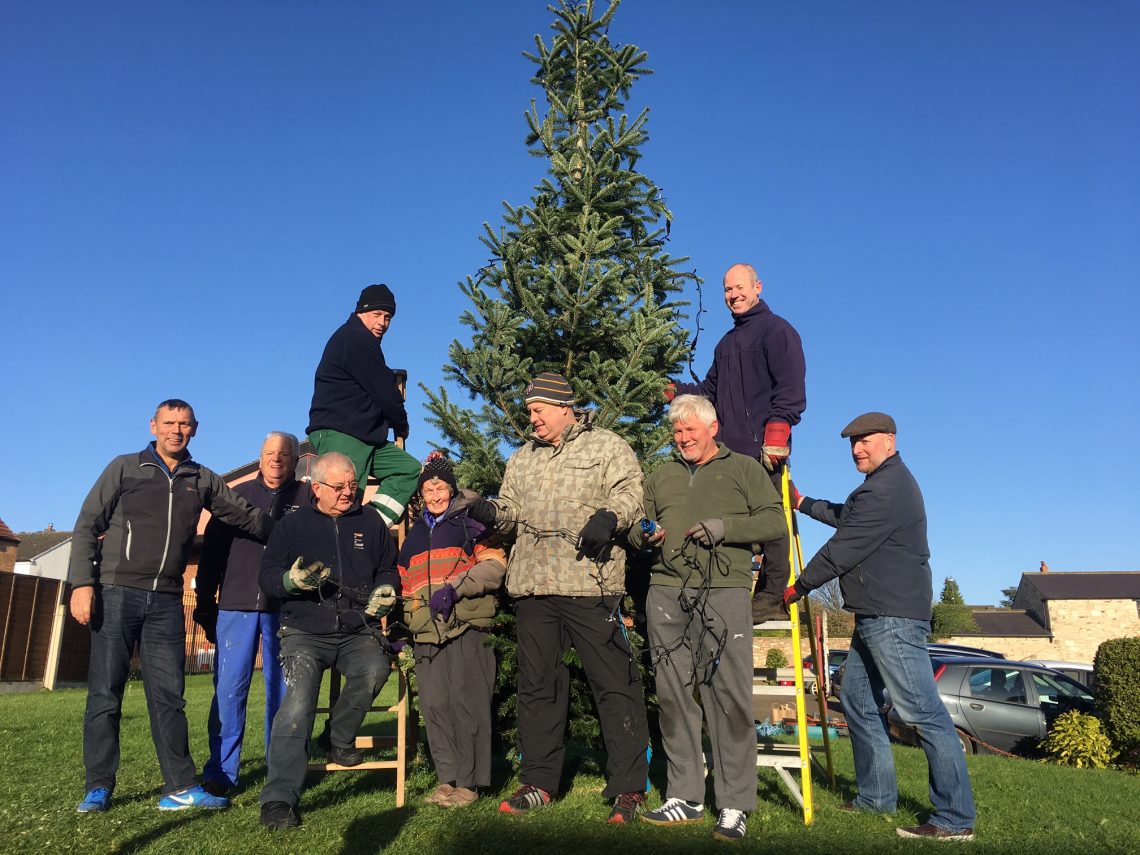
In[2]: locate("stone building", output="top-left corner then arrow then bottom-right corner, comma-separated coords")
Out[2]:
940,570 -> 1140,664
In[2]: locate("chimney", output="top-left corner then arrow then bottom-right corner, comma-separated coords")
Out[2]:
1039,560 -> 1049,573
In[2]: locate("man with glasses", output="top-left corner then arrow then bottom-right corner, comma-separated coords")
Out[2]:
257,452 -> 400,830
69,400 -> 274,814
194,432 -> 307,796
307,283 -> 420,526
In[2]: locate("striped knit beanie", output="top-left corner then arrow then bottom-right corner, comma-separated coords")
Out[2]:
524,372 -> 575,406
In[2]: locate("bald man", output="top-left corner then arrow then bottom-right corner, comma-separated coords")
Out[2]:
668,263 -> 806,624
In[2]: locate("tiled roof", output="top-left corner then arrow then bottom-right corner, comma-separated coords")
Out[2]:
15,529 -> 72,560
0,517 -> 20,544
968,609 -> 1052,637
1020,571 -> 1140,600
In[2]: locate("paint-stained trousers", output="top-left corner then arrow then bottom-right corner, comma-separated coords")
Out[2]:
259,628 -> 390,807
414,629 -> 496,790
648,585 -> 757,812
515,595 -> 649,798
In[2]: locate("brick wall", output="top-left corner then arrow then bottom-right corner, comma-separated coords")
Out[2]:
0,543 -> 16,574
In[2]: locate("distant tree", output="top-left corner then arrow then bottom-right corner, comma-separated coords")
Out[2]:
931,576 -> 979,638
999,586 -> 1018,609
811,579 -> 853,638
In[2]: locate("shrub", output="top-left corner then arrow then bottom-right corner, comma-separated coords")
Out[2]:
765,648 -> 788,669
1094,636 -> 1140,756
1040,710 -> 1117,768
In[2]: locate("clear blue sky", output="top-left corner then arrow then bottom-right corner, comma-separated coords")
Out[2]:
2,1 -> 1137,605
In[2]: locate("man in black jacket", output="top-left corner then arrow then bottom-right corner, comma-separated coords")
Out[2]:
669,263 -> 806,624
68,399 -> 273,814
257,452 -> 399,830
194,431 -> 307,796
307,283 -> 420,525
784,413 -> 976,842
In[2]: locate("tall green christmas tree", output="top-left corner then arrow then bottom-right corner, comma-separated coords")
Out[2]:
931,576 -> 980,638
421,0 -> 697,755
423,0 -> 698,492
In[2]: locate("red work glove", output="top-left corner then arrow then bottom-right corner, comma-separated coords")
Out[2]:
788,480 -> 802,510
761,421 -> 791,471
783,584 -> 804,608
664,382 -> 677,403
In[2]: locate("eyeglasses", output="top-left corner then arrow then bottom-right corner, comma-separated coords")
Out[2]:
318,480 -> 359,494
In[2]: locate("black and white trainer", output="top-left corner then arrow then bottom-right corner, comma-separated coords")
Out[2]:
712,808 -> 747,842
641,797 -> 705,826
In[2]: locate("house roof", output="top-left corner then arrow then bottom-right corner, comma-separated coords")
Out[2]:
15,529 -> 72,560
1020,571 -> 1140,600
968,609 -> 1052,637
0,518 -> 20,545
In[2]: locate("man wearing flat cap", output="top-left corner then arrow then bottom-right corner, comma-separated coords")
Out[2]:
456,371 -> 650,824
784,412 -> 976,842
307,284 -> 420,526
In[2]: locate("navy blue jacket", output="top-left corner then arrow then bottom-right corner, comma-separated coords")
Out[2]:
68,444 -> 273,594
197,475 -> 308,612
307,314 -> 409,446
676,299 -> 806,458
259,501 -> 399,635
795,454 -> 933,621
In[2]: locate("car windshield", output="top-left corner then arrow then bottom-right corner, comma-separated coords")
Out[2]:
1031,670 -> 1094,706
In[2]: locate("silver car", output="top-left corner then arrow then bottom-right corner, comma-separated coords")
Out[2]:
887,656 -> 1097,756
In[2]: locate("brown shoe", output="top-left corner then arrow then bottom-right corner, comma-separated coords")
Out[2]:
896,823 -> 974,841
423,783 -> 455,805
837,801 -> 858,812
440,786 -> 478,808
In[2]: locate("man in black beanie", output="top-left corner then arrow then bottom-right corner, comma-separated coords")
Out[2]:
307,284 -> 419,526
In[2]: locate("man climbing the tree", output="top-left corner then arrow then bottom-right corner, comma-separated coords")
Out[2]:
668,262 -> 806,625
307,283 -> 420,526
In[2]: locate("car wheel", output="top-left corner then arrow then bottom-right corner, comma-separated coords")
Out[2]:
956,728 -> 974,755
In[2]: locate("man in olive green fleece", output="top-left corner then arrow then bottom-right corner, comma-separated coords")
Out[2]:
633,394 -> 784,842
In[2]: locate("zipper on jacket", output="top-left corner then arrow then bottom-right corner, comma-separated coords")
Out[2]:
125,520 -> 133,561
140,461 -> 177,592
332,517 -> 344,631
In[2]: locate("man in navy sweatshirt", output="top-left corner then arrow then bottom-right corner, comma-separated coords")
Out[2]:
307,283 -> 420,526
669,263 -> 806,624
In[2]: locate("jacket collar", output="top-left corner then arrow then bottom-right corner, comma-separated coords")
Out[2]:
671,441 -> 732,467
529,409 -> 593,450
864,452 -> 903,481
732,299 -> 771,328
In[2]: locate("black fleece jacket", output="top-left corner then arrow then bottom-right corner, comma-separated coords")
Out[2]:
307,313 -> 409,445
259,501 -> 399,635
197,476 -> 308,612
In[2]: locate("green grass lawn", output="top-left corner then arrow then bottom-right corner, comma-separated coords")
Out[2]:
1,674 -> 1137,854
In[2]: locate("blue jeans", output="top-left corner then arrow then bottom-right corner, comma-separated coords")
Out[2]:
202,610 -> 285,789
259,628 -> 390,807
840,616 -> 976,832
83,585 -> 196,794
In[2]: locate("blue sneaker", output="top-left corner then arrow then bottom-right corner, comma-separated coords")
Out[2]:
157,785 -> 231,810
77,787 -> 112,813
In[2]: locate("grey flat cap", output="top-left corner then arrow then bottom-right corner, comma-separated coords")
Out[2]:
841,411 -> 897,438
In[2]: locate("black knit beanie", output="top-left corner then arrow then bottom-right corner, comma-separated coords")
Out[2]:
356,283 -> 396,315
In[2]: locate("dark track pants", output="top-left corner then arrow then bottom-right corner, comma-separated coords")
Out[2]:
515,595 -> 649,798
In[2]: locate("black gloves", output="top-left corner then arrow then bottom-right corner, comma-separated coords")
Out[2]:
192,605 -> 217,645
577,509 -> 618,560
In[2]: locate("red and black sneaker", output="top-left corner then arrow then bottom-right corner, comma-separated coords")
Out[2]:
499,784 -> 552,814
607,791 -> 646,824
